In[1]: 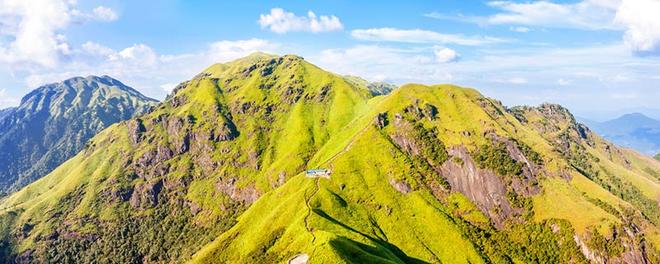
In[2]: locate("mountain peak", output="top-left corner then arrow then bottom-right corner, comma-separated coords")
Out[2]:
0,75 -> 157,195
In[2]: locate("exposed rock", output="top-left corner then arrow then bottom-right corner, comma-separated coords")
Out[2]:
129,180 -> 163,209
373,112 -> 388,129
439,146 -> 514,227
216,177 -> 259,204
389,179 -> 412,194
110,187 -> 133,202
127,119 -> 146,145
166,116 -> 190,154
134,145 -> 173,179
488,134 -> 540,196
211,121 -> 239,142
402,101 -> 440,121
316,85 -> 331,102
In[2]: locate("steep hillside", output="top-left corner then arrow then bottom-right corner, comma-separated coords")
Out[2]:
0,108 -> 15,121
0,76 -> 157,195
0,54 -> 658,264
0,54 -> 371,263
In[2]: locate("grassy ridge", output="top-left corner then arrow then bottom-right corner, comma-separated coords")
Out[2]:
0,54 -> 658,263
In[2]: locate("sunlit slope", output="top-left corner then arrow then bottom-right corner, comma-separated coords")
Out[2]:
0,54 -> 372,262
0,54 -> 658,263
193,84 -> 659,263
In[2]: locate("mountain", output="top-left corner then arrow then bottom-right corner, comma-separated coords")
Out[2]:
343,75 -> 397,96
0,54 -> 658,263
0,108 -> 15,121
581,113 -> 660,155
0,75 -> 157,195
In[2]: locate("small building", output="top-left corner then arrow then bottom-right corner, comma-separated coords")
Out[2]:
305,169 -> 331,178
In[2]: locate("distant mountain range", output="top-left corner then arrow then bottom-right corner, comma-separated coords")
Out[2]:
579,113 -> 660,156
0,75 -> 157,195
343,75 -> 397,96
0,54 -> 657,263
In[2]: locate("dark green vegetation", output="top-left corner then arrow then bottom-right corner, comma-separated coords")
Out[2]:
0,54 -> 658,263
0,76 -> 157,195
655,153 -> 660,161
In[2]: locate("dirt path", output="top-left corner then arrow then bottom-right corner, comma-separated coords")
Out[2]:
301,121 -> 371,243
319,124 -> 371,166
303,177 -> 320,242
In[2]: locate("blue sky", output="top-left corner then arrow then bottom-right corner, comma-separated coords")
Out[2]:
1,0 -> 659,120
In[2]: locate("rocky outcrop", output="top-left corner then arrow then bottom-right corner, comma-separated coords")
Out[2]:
216,177 -> 259,205
129,180 -> 164,209
389,179 -> 412,194
439,146 -> 514,227
127,119 -> 146,145
373,112 -> 388,129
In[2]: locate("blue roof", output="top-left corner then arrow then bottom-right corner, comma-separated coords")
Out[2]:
306,169 -> 328,173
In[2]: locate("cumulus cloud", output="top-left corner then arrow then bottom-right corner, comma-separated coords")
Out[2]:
0,0 -> 119,68
433,47 -> 459,63
485,0 -> 618,30
615,0 -> 660,54
351,28 -> 508,46
207,38 -> 277,61
0,0 -> 74,67
21,39 -> 278,101
428,0 -> 660,55
313,45 -> 454,84
258,8 -> 343,33
93,6 -> 118,22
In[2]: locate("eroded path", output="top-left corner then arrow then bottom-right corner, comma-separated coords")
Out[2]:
302,121 -> 372,245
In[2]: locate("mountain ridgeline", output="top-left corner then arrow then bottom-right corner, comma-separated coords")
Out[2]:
0,54 -> 658,263
0,76 -> 157,195
581,113 -> 660,155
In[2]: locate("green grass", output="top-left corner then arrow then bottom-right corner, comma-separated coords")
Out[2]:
0,53 -> 658,263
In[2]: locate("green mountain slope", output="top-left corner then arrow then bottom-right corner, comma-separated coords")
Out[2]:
0,54 -> 658,263
0,76 -> 157,195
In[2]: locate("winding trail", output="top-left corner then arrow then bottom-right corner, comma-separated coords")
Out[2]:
303,178 -> 321,242
301,124 -> 372,242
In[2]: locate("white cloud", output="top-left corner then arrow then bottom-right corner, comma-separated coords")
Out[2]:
312,45 -> 454,84
615,0 -> 660,54
93,6 -> 118,22
20,39 -> 279,101
0,0 -> 74,67
112,44 -> 158,66
510,26 -> 531,33
82,41 -> 114,57
485,0 -> 619,30
434,47 -> 459,63
207,38 -> 277,62
258,8 -> 343,33
0,1 -> 119,68
351,28 -> 508,46
309,42 -> 660,115
160,83 -> 177,93
429,1 -> 660,55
